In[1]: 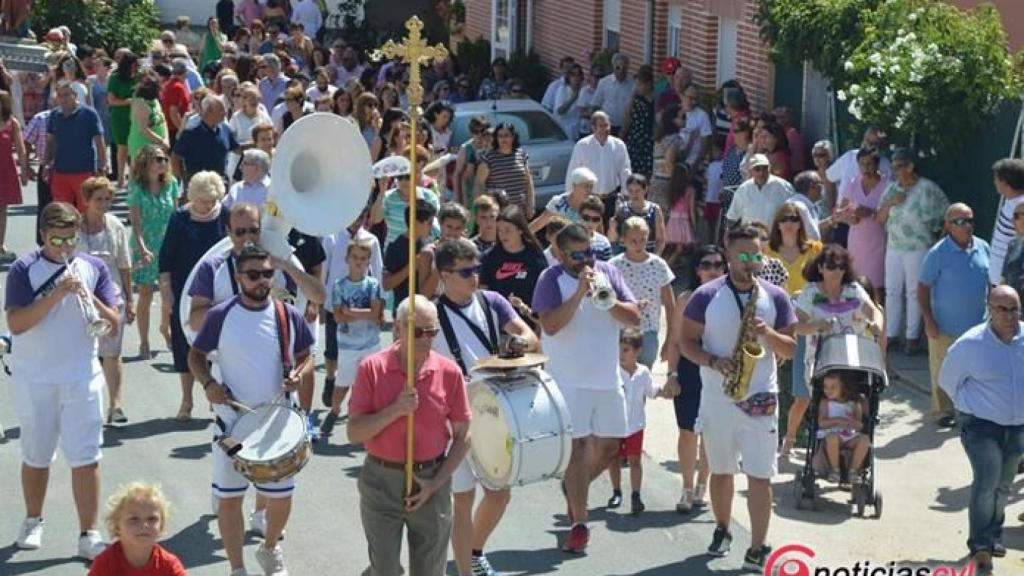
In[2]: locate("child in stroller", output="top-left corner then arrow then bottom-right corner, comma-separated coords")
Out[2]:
815,370 -> 870,485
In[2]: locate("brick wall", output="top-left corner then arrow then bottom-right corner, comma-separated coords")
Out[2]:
531,1 -> 603,73
678,1 -> 718,87
464,0 -> 491,47
735,1 -> 770,112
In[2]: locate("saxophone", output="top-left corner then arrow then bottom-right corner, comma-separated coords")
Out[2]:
723,280 -> 765,401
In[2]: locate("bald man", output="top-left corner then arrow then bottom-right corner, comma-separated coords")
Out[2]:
939,286 -> 1024,575
919,203 -> 990,428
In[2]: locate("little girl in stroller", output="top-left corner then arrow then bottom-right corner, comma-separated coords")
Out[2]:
815,371 -> 871,485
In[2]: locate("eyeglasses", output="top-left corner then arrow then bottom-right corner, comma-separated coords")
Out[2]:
413,326 -> 440,339
241,269 -> 275,281
990,304 -> 1021,316
779,215 -> 802,224
735,252 -> 764,264
823,261 -> 847,271
232,226 -> 261,237
446,264 -> 481,278
568,248 -> 595,262
581,215 -> 602,224
48,234 -> 79,247
950,217 -> 974,227
698,260 -> 725,270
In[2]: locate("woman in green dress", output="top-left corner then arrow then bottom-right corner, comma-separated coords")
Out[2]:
200,17 -> 227,73
107,52 -> 137,187
127,145 -> 179,357
127,72 -> 168,161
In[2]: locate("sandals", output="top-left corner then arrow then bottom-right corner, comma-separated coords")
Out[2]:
175,402 -> 193,422
779,437 -> 795,457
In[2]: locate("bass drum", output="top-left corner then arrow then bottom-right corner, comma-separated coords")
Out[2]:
467,368 -> 572,491
179,237 -> 308,344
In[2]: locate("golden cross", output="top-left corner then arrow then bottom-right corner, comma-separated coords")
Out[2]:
374,16 -> 449,108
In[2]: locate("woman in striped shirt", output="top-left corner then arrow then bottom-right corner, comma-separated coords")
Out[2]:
474,122 -> 535,218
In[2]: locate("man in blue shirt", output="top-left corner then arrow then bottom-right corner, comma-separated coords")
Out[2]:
43,81 -> 106,213
171,94 -> 240,192
939,285 -> 1024,575
919,203 -> 990,428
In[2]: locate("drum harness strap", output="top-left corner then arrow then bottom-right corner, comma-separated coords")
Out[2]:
438,292 -> 499,377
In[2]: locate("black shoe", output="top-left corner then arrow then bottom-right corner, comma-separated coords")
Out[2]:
743,545 -> 772,571
936,415 -> 956,428
991,542 -> 1006,558
320,411 -> 339,436
321,379 -> 335,408
607,491 -> 622,509
630,492 -> 645,515
707,526 -> 732,557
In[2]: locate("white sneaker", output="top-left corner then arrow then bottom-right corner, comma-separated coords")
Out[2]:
254,543 -> 288,575
693,484 -> 707,507
229,569 -> 250,576
676,490 -> 693,513
77,530 -> 106,560
249,509 -> 267,538
16,517 -> 44,549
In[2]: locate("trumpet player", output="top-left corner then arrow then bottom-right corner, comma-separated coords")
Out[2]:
5,201 -> 120,560
532,223 -> 641,554
679,225 -> 797,572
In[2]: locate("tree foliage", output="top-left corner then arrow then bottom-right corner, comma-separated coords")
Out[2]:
31,0 -> 160,56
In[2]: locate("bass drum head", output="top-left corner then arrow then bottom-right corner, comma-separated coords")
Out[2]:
468,382 -> 513,489
232,405 -> 307,462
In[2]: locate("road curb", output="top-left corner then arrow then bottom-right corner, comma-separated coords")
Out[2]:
887,364 -> 931,396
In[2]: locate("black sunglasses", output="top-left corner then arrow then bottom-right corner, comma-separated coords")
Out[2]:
233,226 -> 261,237
823,261 -> 847,271
446,264 -> 481,278
779,215 -> 802,224
950,217 -> 974,227
241,269 -> 275,281
413,326 -> 440,339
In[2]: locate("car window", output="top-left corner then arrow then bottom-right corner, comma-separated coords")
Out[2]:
452,110 -> 568,147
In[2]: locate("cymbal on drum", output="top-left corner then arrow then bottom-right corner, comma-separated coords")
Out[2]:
472,353 -> 548,372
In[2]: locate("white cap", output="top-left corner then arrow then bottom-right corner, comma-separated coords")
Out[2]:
749,153 -> 771,168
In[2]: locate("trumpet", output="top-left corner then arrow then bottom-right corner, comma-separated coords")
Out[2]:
589,270 -> 616,311
61,254 -> 112,337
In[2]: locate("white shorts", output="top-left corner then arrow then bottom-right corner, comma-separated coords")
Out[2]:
452,456 -> 477,494
306,318 -> 318,353
212,409 -> 296,499
561,386 -> 628,439
10,373 -> 104,468
700,398 -> 778,479
335,347 -> 377,386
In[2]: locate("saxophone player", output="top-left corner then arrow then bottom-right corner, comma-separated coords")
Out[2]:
678,225 -> 797,572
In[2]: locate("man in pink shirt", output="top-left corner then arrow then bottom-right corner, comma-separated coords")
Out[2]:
235,0 -> 264,29
348,295 -> 471,576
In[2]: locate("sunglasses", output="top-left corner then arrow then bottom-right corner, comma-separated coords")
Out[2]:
241,269 -> 275,281
950,217 -> 974,227
698,260 -> 725,270
446,264 -> 481,278
823,261 -> 848,271
779,215 -> 802,224
568,248 -> 595,262
581,215 -> 602,224
736,252 -> 764,264
413,326 -> 440,339
48,234 -> 79,247
232,226 -> 261,237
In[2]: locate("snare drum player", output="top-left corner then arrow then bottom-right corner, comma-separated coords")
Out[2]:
188,243 -> 315,576
348,295 -> 471,576
432,238 -> 538,576
531,223 -> 641,553
6,202 -> 120,559
678,225 -> 797,571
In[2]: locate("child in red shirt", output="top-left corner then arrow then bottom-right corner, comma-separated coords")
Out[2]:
89,482 -> 188,575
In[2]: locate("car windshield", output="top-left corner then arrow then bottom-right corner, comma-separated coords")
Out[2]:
452,110 -> 568,147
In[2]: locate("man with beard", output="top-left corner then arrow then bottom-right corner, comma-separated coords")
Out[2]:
531,223 -> 641,553
189,243 -> 315,576
678,225 -> 797,571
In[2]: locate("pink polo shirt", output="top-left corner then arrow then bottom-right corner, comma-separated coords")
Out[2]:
350,344 -> 471,462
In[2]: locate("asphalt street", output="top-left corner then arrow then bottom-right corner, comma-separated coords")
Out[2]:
0,181 -> 743,575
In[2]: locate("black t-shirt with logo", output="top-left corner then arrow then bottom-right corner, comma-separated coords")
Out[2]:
480,244 -> 548,305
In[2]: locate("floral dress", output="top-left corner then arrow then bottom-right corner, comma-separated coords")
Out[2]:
127,177 -> 180,286
624,95 -> 654,178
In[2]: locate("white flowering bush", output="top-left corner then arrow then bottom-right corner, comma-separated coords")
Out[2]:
758,0 -> 1021,154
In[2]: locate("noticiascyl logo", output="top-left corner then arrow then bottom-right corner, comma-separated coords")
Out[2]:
763,543 -> 977,576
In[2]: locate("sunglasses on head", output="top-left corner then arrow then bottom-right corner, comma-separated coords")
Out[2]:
568,248 -> 595,262
736,252 -> 764,264
48,234 -> 78,247
698,260 -> 724,270
413,326 -> 440,339
241,269 -> 275,281
232,226 -> 261,237
823,261 -> 847,271
950,217 -> 974,227
581,215 -> 602,224
446,264 -> 481,278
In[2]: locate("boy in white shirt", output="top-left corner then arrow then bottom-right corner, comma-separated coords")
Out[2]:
605,328 -> 676,514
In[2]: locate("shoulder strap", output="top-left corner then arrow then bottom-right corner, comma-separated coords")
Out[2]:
437,302 -> 468,376
438,293 -> 501,376
273,299 -> 292,378
33,264 -> 68,298
226,255 -> 239,296
477,292 -> 499,353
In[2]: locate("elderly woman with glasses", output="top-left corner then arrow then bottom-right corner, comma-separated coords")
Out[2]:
875,148 -> 949,355
127,145 -> 180,358
224,149 -> 271,209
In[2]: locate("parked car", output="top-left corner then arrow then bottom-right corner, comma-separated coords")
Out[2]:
451,99 -> 573,210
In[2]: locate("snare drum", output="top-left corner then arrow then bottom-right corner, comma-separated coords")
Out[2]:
467,368 -> 572,491
223,403 -> 311,484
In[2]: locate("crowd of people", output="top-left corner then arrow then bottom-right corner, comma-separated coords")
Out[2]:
2,2 -> 1024,576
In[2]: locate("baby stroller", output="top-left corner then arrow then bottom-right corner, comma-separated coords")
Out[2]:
792,334 -> 887,517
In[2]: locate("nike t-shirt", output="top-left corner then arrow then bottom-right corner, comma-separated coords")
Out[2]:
480,244 -> 549,306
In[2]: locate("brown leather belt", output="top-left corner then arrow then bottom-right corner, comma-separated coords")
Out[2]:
366,454 -> 445,472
